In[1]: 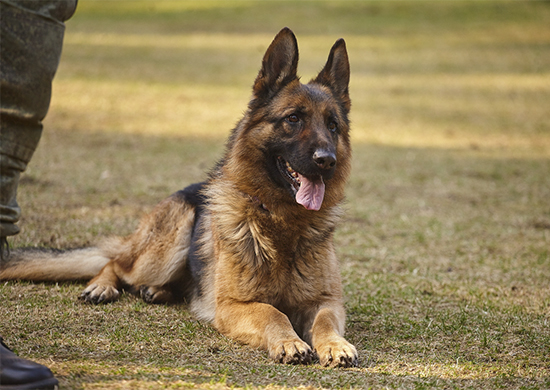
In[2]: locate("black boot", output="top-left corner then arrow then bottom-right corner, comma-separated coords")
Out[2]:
0,337 -> 58,390
0,236 -> 9,263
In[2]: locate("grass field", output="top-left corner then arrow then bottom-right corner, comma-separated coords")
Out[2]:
1,1 -> 549,389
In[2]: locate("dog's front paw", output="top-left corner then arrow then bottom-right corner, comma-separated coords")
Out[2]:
80,283 -> 120,304
316,337 -> 358,368
269,338 -> 313,365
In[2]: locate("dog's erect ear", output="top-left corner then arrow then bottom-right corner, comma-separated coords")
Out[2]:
253,27 -> 299,99
314,39 -> 350,111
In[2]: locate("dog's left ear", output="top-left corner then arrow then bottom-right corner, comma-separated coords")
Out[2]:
314,39 -> 350,111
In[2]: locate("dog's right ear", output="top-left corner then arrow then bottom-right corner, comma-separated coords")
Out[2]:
253,27 -> 299,100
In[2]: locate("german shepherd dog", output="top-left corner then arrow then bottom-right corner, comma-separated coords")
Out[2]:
1,28 -> 357,368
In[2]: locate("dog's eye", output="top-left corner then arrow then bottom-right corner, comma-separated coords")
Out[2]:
328,121 -> 338,133
286,114 -> 300,123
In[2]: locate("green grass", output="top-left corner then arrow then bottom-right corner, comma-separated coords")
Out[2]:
1,1 -> 550,389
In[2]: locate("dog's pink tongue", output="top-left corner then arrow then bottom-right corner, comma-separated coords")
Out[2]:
295,174 -> 325,211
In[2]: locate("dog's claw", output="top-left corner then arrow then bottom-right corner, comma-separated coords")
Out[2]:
316,337 -> 358,368
270,339 -> 313,365
79,283 -> 120,304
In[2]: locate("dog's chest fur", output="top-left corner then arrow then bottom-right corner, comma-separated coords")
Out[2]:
192,181 -> 341,315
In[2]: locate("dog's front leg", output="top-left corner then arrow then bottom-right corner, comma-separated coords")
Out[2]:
310,303 -> 358,368
214,300 -> 313,364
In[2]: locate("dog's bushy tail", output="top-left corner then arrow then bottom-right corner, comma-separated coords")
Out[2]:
0,247 -> 109,281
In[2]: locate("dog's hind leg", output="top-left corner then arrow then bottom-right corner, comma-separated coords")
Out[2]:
80,261 -> 122,303
80,190 -> 199,304
124,196 -> 197,304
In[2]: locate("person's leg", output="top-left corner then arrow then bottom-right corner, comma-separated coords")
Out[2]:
0,2 -> 76,389
0,0 -> 77,252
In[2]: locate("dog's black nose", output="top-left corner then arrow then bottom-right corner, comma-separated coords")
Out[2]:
313,149 -> 337,170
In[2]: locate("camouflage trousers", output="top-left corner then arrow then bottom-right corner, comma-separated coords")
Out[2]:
0,0 -> 77,237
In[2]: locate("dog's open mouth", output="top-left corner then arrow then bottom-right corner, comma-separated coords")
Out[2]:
277,157 -> 325,211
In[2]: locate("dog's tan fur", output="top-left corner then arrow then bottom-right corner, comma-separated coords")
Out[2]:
1,28 -> 357,367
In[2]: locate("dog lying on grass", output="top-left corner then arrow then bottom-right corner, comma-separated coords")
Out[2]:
1,27 -> 358,368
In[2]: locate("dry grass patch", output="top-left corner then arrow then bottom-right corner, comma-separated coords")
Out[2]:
1,1 -> 549,389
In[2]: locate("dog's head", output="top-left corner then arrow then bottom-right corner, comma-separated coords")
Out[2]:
228,28 -> 351,212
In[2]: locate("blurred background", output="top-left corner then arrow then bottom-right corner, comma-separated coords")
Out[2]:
49,1 -> 549,148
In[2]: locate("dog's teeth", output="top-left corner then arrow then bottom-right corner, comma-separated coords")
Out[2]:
285,161 -> 296,175
280,158 -> 300,186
